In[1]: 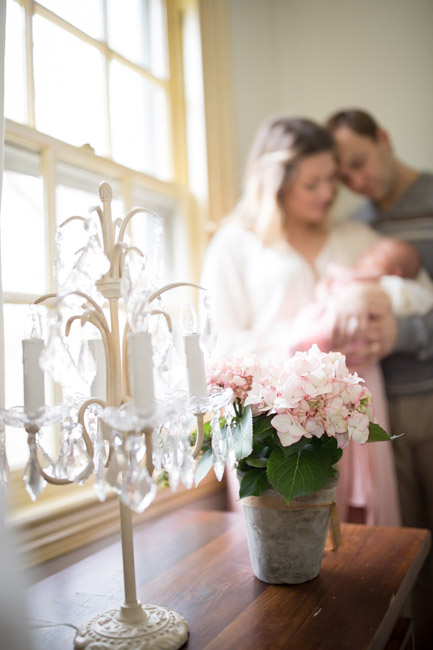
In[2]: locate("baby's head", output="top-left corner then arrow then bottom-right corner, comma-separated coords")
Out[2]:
357,238 -> 421,279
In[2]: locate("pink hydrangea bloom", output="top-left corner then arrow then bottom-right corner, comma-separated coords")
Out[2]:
206,354 -> 260,403
207,345 -> 375,450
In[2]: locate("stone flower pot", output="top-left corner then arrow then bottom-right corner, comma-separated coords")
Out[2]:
241,477 -> 339,584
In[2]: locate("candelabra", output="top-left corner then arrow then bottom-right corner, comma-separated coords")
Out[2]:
0,182 -> 234,649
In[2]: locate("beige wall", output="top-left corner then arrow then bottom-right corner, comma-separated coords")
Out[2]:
228,0 -> 433,217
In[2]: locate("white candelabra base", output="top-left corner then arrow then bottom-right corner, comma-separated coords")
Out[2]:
74,603 -> 188,650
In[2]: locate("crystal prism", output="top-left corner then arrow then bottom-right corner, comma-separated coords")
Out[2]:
120,463 -> 157,513
77,338 -> 97,386
211,413 -> 226,481
23,438 -> 47,501
119,436 -> 156,512
105,448 -> 121,491
201,294 -> 217,357
93,422 -> 107,502
65,427 -> 94,484
224,404 -> 237,469
0,426 -> 9,488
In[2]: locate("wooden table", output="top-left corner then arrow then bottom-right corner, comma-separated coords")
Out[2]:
28,509 -> 430,650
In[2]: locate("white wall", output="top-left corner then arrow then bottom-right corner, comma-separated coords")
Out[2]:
228,0 -> 433,217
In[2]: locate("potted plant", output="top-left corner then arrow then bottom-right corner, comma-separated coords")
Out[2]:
198,345 -> 391,584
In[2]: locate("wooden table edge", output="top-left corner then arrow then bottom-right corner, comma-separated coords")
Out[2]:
369,527 -> 431,650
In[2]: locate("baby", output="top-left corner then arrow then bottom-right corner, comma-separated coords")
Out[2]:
290,238 -> 433,353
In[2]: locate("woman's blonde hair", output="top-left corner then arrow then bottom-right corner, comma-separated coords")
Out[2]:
234,116 -> 336,245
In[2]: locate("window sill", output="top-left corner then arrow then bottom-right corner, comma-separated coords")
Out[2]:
7,472 -> 226,567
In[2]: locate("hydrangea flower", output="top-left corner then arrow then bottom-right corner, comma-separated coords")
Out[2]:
211,345 -> 374,450
203,345 -> 389,503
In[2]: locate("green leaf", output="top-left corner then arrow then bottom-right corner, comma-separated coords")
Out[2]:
321,435 -> 343,462
190,419 -> 213,453
252,414 -> 275,442
245,455 -> 268,468
368,422 -> 391,442
232,405 -> 253,459
267,437 -> 339,503
195,448 -> 213,486
280,437 -> 311,459
239,468 -> 270,498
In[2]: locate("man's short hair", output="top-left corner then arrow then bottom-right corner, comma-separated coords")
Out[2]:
326,109 -> 380,140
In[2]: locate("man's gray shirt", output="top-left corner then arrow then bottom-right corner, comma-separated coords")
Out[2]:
352,173 -> 433,396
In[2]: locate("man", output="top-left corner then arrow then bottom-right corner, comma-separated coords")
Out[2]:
327,108 -> 433,649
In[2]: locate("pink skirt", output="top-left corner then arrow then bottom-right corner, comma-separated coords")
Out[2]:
336,363 -> 401,526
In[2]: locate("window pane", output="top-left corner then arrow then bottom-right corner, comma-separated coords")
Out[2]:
148,0 -> 169,78
37,0 -> 104,40
1,151 -> 47,293
130,185 -> 187,288
183,9 -> 208,200
107,0 -> 168,77
152,84 -> 172,180
109,60 -> 171,178
33,16 -> 108,154
5,0 -> 27,123
107,0 -> 150,68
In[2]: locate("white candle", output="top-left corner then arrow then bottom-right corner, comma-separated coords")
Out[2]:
22,338 -> 45,413
127,331 -> 155,411
89,339 -> 106,399
184,333 -> 208,399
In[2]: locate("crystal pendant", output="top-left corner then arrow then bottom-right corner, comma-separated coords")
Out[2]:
119,435 -> 156,513
159,424 -> 180,491
124,250 -> 150,293
77,338 -> 97,386
152,427 -> 163,473
224,404 -> 237,469
179,435 -> 195,489
120,464 -> 157,513
105,446 -> 121,491
25,306 -> 43,340
168,443 -> 180,492
23,436 -> 47,501
122,251 -> 153,330
61,232 -> 110,298
35,432 -> 58,478
120,251 -> 134,302
173,414 -> 195,490
211,413 -> 226,481
152,215 -> 164,288
151,311 -> 171,367
84,402 -> 103,444
50,424 -> 69,480
181,302 -> 198,335
0,426 -> 9,488
66,268 -> 93,302
54,227 -> 67,290
201,294 -> 218,357
153,317 -> 186,397
40,313 -> 79,388
93,422 -> 107,502
65,425 -> 94,484
84,234 -> 110,281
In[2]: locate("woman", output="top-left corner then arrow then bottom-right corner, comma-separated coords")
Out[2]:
201,116 -> 400,526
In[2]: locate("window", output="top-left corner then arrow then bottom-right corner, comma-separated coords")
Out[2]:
5,0 -> 172,178
1,0 -> 234,564
2,0 -> 195,488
